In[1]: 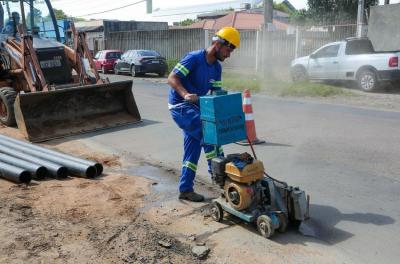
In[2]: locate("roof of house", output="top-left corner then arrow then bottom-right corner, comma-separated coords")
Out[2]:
173,11 -> 289,31
197,11 -> 231,20
76,25 -> 104,32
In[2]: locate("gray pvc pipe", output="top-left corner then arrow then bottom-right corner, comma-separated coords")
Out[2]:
0,134 -> 103,176
0,160 -> 31,184
0,144 -> 67,178
0,153 -> 48,179
0,139 -> 96,178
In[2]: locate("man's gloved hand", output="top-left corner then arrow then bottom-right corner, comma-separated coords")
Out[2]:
184,93 -> 199,103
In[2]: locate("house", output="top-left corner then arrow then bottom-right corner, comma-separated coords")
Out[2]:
74,20 -> 168,53
173,10 -> 290,31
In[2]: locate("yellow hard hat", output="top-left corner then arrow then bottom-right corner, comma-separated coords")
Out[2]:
215,27 -> 240,48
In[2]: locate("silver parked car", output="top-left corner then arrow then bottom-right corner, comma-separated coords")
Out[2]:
290,38 -> 400,92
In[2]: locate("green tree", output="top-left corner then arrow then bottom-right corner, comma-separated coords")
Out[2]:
177,18 -> 196,26
273,2 -> 293,14
26,7 -> 42,27
290,9 -> 309,25
307,0 -> 378,24
71,17 -> 86,22
44,8 -> 86,22
53,8 -> 68,20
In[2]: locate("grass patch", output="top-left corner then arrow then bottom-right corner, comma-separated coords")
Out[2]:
167,67 -> 352,98
222,72 -> 261,93
167,59 -> 180,73
220,72 -> 351,97
266,80 -> 354,97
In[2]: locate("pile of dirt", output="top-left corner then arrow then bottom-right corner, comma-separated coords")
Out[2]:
0,174 -> 199,263
0,128 -> 200,263
0,125 -> 25,140
49,140 -> 122,168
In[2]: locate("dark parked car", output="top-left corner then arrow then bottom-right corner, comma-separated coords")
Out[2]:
113,50 -> 168,77
94,50 -> 122,74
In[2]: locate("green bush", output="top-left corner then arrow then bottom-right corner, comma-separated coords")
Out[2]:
166,67 -> 351,98
221,70 -> 354,97
167,59 -> 180,73
266,80 -> 354,97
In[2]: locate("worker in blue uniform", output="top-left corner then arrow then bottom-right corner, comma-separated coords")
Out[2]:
168,27 -> 240,202
2,12 -> 20,36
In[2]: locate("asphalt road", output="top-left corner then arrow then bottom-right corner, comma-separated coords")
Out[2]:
82,74 -> 400,264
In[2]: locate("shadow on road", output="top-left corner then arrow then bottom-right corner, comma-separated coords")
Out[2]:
213,202 -> 396,246
235,141 -> 293,148
275,203 -> 395,246
45,119 -> 161,146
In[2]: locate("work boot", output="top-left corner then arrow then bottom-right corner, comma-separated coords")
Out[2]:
179,191 -> 204,202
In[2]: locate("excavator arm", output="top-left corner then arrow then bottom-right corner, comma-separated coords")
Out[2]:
64,22 -> 105,85
3,25 -> 48,92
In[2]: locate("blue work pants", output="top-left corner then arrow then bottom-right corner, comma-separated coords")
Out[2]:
170,103 -> 223,192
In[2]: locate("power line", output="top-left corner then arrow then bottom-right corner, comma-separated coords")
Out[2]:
75,0 -> 146,17
152,9 -> 233,17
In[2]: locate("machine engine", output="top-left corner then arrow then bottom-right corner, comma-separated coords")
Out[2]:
211,153 -> 309,223
32,38 -> 73,85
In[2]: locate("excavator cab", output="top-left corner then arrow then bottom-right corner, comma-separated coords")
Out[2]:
0,0 -> 141,142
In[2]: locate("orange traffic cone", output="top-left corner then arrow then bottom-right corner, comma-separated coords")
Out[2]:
237,89 -> 265,145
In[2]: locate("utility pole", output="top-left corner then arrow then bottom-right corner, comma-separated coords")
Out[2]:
263,0 -> 273,30
356,0 -> 365,38
146,0 -> 152,14
262,0 -> 273,78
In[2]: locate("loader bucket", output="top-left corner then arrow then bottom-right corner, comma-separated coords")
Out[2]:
14,80 -> 141,142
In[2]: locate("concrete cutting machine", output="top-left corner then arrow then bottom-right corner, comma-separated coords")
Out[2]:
200,91 -> 309,238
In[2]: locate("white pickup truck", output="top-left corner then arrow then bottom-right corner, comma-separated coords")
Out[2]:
290,38 -> 400,92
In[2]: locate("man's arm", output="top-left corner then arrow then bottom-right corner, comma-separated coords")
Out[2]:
167,72 -> 198,103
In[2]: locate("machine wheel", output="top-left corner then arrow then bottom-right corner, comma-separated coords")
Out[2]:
257,215 -> 274,238
130,65 -> 138,77
210,202 -> 223,222
113,65 -> 119,75
357,69 -> 378,92
277,213 -> 288,233
0,87 -> 17,126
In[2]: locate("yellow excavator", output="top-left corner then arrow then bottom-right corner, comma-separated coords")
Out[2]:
0,0 -> 141,142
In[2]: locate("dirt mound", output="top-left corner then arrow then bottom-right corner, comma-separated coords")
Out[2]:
0,174 -> 199,263
49,140 -> 122,168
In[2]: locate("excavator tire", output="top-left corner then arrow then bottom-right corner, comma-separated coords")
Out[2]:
0,87 -> 17,126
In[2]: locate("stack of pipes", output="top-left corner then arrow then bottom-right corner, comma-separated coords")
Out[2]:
0,134 -> 103,184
